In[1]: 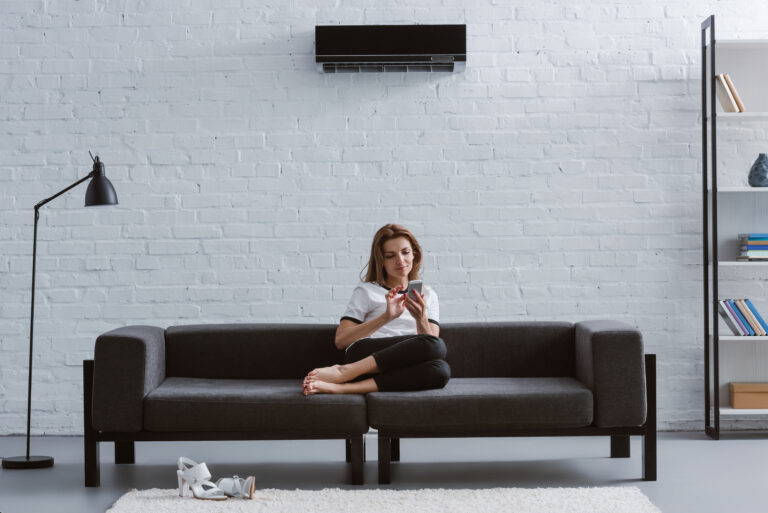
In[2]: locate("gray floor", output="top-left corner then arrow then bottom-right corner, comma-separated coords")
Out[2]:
1,432 -> 767,513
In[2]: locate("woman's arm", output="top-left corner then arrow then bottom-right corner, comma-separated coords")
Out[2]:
415,316 -> 440,337
335,286 -> 407,350
335,315 -> 391,350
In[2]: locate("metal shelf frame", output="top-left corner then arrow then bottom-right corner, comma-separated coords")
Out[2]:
702,14 -> 719,439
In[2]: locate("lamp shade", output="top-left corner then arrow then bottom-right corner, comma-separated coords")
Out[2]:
84,157 -> 118,206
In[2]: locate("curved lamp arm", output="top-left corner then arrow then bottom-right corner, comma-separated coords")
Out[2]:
34,171 -> 95,211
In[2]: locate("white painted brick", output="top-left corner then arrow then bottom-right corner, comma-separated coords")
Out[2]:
148,241 -> 200,255
4,0 -> 768,434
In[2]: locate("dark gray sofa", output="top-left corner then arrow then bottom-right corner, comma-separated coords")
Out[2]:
83,320 -> 655,486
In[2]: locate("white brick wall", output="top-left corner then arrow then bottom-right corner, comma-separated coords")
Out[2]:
2,1 -> 768,434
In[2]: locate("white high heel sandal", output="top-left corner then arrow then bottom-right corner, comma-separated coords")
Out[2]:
176,457 -> 228,501
216,475 -> 256,499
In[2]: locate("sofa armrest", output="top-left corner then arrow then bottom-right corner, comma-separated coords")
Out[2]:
92,325 -> 165,432
574,320 -> 646,428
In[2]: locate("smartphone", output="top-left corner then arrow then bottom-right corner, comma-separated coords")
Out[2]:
398,280 -> 423,297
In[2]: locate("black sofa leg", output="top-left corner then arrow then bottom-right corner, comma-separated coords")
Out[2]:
115,441 -> 135,464
610,435 -> 630,458
643,354 -> 657,481
346,437 -> 366,463
391,437 -> 400,462
378,434 -> 391,484
83,360 -> 100,487
349,435 -> 364,485
85,437 -> 100,487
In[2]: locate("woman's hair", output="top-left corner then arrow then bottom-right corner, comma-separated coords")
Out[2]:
361,224 -> 422,285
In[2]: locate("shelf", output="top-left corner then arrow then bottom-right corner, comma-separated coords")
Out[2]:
718,261 -> 768,266
713,112 -> 768,121
720,406 -> 768,417
717,336 -> 768,342
702,17 -> 768,438
709,187 -> 768,193
716,40 -> 768,50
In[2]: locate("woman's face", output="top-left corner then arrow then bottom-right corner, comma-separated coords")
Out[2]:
381,237 -> 413,283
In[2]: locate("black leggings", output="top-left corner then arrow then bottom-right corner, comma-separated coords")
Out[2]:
344,333 -> 451,392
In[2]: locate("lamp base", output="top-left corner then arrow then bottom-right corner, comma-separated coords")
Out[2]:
2,455 -> 54,469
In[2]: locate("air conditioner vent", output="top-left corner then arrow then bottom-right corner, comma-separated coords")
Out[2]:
322,62 -> 456,73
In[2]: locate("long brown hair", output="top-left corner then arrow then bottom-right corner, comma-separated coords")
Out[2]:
361,224 -> 423,285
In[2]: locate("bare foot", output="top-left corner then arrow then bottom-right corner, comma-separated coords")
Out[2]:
303,380 -> 341,395
306,364 -> 348,384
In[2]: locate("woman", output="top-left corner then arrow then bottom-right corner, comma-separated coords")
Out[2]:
303,224 -> 450,395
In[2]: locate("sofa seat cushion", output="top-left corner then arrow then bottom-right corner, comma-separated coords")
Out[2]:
143,378 -> 368,434
366,377 -> 593,432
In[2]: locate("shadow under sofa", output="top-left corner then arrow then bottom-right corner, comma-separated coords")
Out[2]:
83,320 -> 656,486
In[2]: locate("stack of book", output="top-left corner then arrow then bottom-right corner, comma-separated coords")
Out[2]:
718,299 -> 768,336
715,73 -> 745,112
738,233 -> 768,261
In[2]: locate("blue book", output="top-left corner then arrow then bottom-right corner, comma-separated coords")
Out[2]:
725,300 -> 749,335
739,233 -> 768,238
746,299 -> 768,334
729,299 -> 755,335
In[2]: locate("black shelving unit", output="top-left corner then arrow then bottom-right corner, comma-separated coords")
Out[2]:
702,15 -> 768,439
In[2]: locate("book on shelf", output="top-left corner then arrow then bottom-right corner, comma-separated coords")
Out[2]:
737,234 -> 768,260
715,74 -> 740,112
737,299 -> 766,335
718,299 -> 768,336
726,300 -> 751,335
719,301 -> 745,335
729,299 -> 755,335
738,252 -> 768,260
722,73 -> 745,112
746,299 -> 768,333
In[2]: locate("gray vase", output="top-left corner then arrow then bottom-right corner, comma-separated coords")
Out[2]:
748,153 -> 768,187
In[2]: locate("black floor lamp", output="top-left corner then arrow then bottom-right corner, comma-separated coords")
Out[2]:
2,153 -> 118,469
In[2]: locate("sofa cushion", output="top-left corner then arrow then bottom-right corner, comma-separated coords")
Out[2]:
366,377 -> 593,432
143,378 -> 368,434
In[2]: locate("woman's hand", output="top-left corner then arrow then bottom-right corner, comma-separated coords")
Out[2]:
404,290 -> 427,322
406,291 -> 436,335
385,286 -> 407,321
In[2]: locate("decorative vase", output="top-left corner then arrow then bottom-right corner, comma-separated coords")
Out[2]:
748,153 -> 768,187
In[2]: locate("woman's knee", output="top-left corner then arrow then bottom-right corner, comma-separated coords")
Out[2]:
426,359 -> 451,388
343,337 -> 376,364
418,334 -> 446,360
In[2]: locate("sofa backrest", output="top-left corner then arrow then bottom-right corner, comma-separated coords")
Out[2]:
164,321 -> 576,380
441,322 -> 575,378
165,324 -> 341,379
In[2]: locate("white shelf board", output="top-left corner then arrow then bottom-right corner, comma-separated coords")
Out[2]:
716,112 -> 768,121
717,335 -> 768,341
710,187 -> 768,192
716,40 -> 768,50
720,406 -> 768,417
718,261 -> 768,266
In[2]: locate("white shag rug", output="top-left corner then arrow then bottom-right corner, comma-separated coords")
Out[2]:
106,487 -> 661,513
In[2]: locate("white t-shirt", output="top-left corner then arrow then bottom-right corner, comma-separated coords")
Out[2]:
341,282 -> 440,343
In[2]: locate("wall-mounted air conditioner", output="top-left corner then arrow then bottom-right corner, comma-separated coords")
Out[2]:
315,24 -> 466,73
